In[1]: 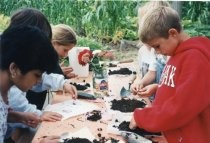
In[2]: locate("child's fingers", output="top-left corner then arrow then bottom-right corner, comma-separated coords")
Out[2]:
59,61 -> 64,66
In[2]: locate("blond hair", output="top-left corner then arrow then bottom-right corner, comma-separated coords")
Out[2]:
52,24 -> 77,45
138,1 -> 170,22
137,1 -> 170,41
139,6 -> 182,43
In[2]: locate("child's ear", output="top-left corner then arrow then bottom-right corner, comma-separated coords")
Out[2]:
9,62 -> 19,78
168,28 -> 178,37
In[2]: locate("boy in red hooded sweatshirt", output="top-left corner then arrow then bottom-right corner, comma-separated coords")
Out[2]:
129,6 -> 210,143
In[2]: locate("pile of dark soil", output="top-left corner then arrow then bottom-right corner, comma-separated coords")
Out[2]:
63,137 -> 92,143
87,110 -> 102,121
70,82 -> 90,90
110,98 -> 146,112
62,137 -> 119,143
117,121 -> 161,136
94,137 -> 119,143
108,68 -> 133,75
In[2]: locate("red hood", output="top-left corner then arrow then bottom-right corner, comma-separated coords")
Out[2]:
175,37 -> 210,61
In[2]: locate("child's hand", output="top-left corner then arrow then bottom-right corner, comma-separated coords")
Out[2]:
63,82 -> 78,99
60,63 -> 77,79
129,116 -> 137,130
41,111 -> 62,122
137,83 -> 158,98
131,82 -> 144,95
66,72 -> 78,79
21,112 -> 41,128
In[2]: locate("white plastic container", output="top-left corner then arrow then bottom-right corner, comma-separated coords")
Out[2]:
68,47 -> 90,77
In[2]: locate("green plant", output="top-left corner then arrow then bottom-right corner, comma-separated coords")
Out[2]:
90,55 -> 104,74
182,1 -> 209,25
182,20 -> 210,38
77,37 -> 103,51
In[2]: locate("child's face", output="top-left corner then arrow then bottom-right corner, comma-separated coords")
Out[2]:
10,64 -> 42,91
146,32 -> 179,56
53,42 -> 75,58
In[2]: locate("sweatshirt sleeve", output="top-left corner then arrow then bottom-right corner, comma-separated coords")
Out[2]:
32,72 -> 68,92
134,50 -> 210,132
9,86 -> 42,116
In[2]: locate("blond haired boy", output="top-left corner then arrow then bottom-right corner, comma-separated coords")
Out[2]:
130,6 -> 210,143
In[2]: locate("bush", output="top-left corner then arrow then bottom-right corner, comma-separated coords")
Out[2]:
77,37 -> 103,51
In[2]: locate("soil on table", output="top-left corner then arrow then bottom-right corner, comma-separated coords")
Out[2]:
117,121 -> 161,137
110,98 -> 146,112
63,138 -> 92,143
63,137 -> 119,143
108,68 -> 133,75
70,82 -> 90,90
87,110 -> 102,121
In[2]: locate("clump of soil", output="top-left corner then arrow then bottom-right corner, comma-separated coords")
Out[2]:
108,68 -> 133,75
94,137 -> 119,143
63,137 -> 92,143
70,82 -> 90,90
87,110 -> 102,121
108,63 -> 117,67
63,136 -> 119,143
110,98 -> 146,112
117,121 -> 161,136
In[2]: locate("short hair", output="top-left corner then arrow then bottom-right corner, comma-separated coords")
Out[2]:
138,1 -> 170,23
0,26 -> 58,74
139,6 -> 182,43
52,24 -> 77,45
8,8 -> 52,39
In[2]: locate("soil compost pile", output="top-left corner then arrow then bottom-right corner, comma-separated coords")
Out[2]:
110,98 -> 146,112
63,138 -> 92,143
118,121 -> 161,136
63,137 -> 119,143
87,110 -> 102,121
108,68 -> 133,75
70,82 -> 90,90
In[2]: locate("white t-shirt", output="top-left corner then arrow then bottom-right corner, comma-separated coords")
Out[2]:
138,44 -> 167,79
138,45 -> 155,77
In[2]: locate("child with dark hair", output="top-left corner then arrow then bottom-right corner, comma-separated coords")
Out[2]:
8,8 -> 52,39
8,8 -> 77,111
4,8 -> 77,142
0,26 -> 59,142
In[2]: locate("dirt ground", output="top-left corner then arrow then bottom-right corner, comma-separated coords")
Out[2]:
106,39 -> 141,62
111,46 -> 139,62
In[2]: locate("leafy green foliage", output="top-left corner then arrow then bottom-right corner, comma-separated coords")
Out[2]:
90,55 -> 103,74
181,1 -> 210,38
0,0 -> 141,42
0,0 -> 209,41
182,1 -> 209,24
77,37 -> 103,51
182,20 -> 210,38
